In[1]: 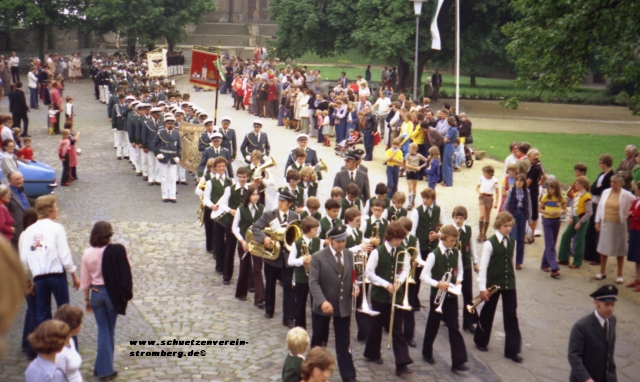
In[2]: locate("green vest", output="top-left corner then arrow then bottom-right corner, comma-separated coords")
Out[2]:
370,244 -> 405,303
415,204 -> 441,252
403,234 -> 419,255
300,211 -> 321,221
458,225 -> 473,270
486,235 -> 516,291
339,198 -> 362,220
209,177 -> 233,204
364,218 -> 388,239
282,353 -> 304,382
386,206 -> 408,221
346,228 -> 363,249
319,217 -> 342,239
429,246 -> 459,298
237,204 -> 264,239
223,185 -> 246,226
293,237 -> 321,284
297,181 -> 318,198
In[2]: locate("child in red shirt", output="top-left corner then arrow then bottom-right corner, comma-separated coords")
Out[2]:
18,137 -> 34,160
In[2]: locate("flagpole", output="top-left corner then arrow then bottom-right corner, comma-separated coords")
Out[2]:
214,43 -> 221,126
455,0 -> 460,112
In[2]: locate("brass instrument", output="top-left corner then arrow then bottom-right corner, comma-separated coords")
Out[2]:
246,220 -> 302,261
388,249 -> 409,349
301,240 -> 311,276
313,158 -> 328,174
353,249 -> 378,316
466,285 -> 500,314
370,224 -> 379,246
405,247 -> 419,284
390,213 -> 398,222
434,270 -> 453,314
196,177 -> 207,226
251,156 -> 277,193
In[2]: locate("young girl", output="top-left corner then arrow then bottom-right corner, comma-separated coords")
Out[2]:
58,129 -> 71,186
243,82 -> 253,111
539,179 -> 566,278
452,138 -> 465,171
500,164 -> 518,212
298,166 -> 318,207
65,96 -> 75,123
425,146 -> 440,190
65,122 -> 80,181
558,176 -> 592,269
476,166 -> 500,242
502,174 -> 532,269
404,143 -> 427,209
48,104 -> 58,135
321,110 -> 331,147
627,181 -> 640,292
399,111 -> 413,157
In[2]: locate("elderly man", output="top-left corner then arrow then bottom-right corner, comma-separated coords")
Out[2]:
6,171 -> 34,248
19,195 -> 80,326
615,144 -> 637,190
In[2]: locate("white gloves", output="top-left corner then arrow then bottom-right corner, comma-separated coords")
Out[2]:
173,157 -> 180,164
245,154 -> 251,162
157,153 -> 165,160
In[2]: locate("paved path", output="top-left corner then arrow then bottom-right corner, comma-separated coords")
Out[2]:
0,78 -> 638,382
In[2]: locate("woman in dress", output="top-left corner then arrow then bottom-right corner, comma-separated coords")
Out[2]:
441,116 -> 459,187
594,174 -> 635,283
584,154 -> 614,265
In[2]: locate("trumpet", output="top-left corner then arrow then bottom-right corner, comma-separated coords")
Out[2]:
466,285 -> 500,314
405,246 -> 419,284
388,249 -> 409,349
434,270 -> 452,314
301,240 -> 311,276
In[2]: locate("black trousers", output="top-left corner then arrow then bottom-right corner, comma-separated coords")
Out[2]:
61,154 -> 70,183
403,266 -> 423,340
223,224 -> 238,282
355,284 -> 372,341
422,295 -> 468,366
212,221 -> 226,273
474,289 -> 521,357
364,301 -> 413,368
311,314 -> 356,380
235,244 -> 251,298
94,83 -> 100,99
264,264 -> 294,322
583,202 -> 599,262
203,207 -> 214,253
462,267 -> 478,328
294,282 -> 309,329
12,112 -> 29,135
11,66 -> 20,83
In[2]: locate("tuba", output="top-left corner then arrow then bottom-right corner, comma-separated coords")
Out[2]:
246,220 -> 302,261
467,285 -> 500,314
251,157 -> 277,193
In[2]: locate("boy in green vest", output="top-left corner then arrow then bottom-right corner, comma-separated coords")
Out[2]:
397,217 -> 420,348
409,187 -> 444,261
299,197 -> 322,221
319,199 -> 342,246
362,199 -> 388,246
288,217 -> 322,329
274,169 -> 302,213
363,183 -> 390,219
340,183 -> 362,220
452,206 -> 479,333
386,191 -> 408,222
285,147 -> 307,175
363,222 -> 413,376
281,327 -> 309,382
204,157 -> 233,275
420,224 -> 469,373
474,211 -> 523,363
330,187 -> 344,219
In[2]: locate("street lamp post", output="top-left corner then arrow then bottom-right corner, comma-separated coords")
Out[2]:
410,0 -> 425,102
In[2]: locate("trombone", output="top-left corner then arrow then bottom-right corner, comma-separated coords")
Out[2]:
388,249 -> 410,349
467,285 -> 500,314
405,246 -> 419,284
353,249 -> 378,316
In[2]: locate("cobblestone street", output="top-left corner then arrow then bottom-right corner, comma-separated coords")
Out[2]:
1,78 -> 638,381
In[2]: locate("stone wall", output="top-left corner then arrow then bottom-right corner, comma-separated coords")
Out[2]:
0,27 -> 94,53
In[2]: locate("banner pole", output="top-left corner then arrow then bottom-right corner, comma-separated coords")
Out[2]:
214,80 -> 219,126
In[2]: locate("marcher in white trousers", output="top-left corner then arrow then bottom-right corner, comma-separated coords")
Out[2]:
147,151 -> 160,184
130,142 -> 141,174
116,130 -> 129,158
158,161 -> 177,199
100,85 -> 109,103
140,146 -> 148,177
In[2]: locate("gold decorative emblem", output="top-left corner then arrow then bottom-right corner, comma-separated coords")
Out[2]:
178,123 -> 207,174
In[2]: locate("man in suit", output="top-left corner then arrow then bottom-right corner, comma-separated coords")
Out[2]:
9,82 -> 30,136
309,225 -> 359,382
6,171 -> 34,248
197,133 -> 233,178
284,134 -> 321,177
219,117 -> 237,161
240,120 -> 270,163
431,69 -> 442,102
334,151 -> 370,201
338,72 -> 348,89
568,285 -> 618,382
340,149 -> 368,173
251,188 -> 299,327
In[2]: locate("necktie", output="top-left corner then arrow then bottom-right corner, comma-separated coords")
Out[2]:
332,218 -> 336,227
604,319 -> 608,340
427,207 -> 432,216
251,204 -> 256,216
240,187 -> 245,197
350,172 -> 355,182
336,251 -> 344,275
255,133 -> 259,139
502,237 -> 508,248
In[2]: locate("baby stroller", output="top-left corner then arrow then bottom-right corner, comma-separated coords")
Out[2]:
464,144 -> 475,168
335,131 -> 363,157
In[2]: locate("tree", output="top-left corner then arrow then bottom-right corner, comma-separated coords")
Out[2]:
502,0 -> 640,100
154,0 -> 216,52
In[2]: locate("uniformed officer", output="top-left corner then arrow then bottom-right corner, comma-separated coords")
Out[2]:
173,110 -> 188,185
198,119 -> 216,152
113,94 -> 131,160
220,117 -> 237,162
142,107 -> 164,186
284,134 -> 321,179
308,224 -> 359,382
127,100 -> 143,175
568,285 -> 618,382
136,103 -> 151,180
152,114 -> 181,202
197,132 -> 233,179
240,120 -> 270,163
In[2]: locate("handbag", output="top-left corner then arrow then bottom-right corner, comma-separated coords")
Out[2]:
465,135 -> 473,144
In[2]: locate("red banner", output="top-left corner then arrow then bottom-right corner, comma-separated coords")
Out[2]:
190,50 -> 221,90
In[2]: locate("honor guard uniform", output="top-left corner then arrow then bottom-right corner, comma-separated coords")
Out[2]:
197,133 -> 233,179
240,120 -> 270,163
152,114 -> 181,202
173,110 -> 187,184
113,94 -> 131,160
220,117 -> 237,162
568,285 -> 618,382
107,88 -> 124,149
198,119 -> 216,152
284,134 -> 322,180
142,107 -> 164,185
308,225 -> 358,382
250,188 -> 299,325
137,104 -> 152,180
127,101 -> 143,175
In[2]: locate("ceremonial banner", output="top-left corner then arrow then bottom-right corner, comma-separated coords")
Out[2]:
190,49 -> 221,90
147,50 -> 168,77
430,0 -> 446,50
178,122 -> 206,174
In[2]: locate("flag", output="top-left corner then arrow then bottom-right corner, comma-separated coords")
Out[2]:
214,56 -> 226,83
430,0 -> 445,50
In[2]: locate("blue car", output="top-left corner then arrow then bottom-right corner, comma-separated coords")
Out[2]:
0,160 -> 57,197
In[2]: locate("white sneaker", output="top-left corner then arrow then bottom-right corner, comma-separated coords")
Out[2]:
616,277 -> 624,284
594,273 -> 606,280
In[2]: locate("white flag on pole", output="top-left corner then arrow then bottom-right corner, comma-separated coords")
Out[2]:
430,0 -> 446,50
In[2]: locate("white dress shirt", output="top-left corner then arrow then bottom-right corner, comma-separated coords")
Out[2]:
288,235 -> 322,267
477,231 -> 516,291
359,216 -> 385,241
594,310 -> 609,338
232,203 -> 259,242
346,226 -> 363,253
455,224 -> 478,265
217,182 -> 248,213
365,241 -> 410,289
409,203 -> 446,236
419,242 -> 464,287
19,219 -> 76,280
203,174 -> 232,208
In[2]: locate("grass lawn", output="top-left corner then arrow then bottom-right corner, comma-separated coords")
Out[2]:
473,130 -> 638,185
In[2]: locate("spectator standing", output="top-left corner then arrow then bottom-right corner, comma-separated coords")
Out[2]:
9,81 -> 30,136
24,320 -> 70,382
50,81 -> 62,134
7,171 -> 34,248
28,66 -> 39,109
538,180 -> 566,278
365,65 -> 372,82
0,59 -> 10,98
81,221 -> 133,381
9,52 -> 20,83
431,69 -> 442,102
525,149 -> 547,243
0,185 -> 15,241
627,182 -> 640,292
1,139 -> 20,176
584,155 -> 614,265
53,304 -> 84,382
615,145 -> 637,190
19,195 -> 80,326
